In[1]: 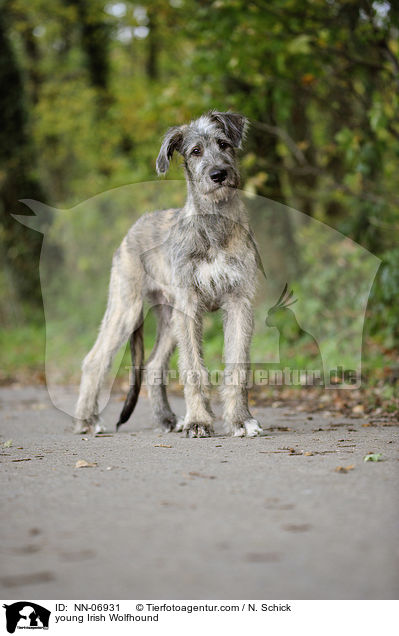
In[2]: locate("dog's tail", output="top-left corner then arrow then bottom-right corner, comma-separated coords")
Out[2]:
116,316 -> 144,429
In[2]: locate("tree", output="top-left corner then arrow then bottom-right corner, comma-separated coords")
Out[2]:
0,5 -> 46,314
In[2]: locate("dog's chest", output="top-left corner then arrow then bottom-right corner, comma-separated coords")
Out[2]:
193,250 -> 242,298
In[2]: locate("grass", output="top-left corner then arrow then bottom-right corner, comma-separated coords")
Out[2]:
0,310 -> 224,384
1,317 -> 398,420
0,323 -> 46,383
0,313 -> 396,390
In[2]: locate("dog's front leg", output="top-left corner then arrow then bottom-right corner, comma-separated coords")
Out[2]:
221,296 -> 262,437
174,303 -> 214,437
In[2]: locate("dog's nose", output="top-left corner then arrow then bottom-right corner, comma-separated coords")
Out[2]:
209,169 -> 227,184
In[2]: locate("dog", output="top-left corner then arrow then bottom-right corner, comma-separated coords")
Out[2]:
73,111 -> 263,437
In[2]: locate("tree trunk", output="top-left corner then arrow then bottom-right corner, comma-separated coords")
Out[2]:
0,9 -> 47,316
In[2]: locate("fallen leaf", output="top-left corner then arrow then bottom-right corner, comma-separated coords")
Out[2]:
335,465 -> 355,473
154,444 -> 172,448
3,439 -> 12,448
304,451 -> 313,456
289,448 -> 303,455
352,404 -> 364,414
188,471 -> 216,480
75,459 -> 97,468
11,458 -> 32,462
283,523 -> 311,532
364,453 -> 383,462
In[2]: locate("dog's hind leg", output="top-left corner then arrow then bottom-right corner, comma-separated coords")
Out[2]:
73,242 -> 144,434
146,304 -> 181,432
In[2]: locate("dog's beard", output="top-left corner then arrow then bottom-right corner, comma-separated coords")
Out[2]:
208,183 -> 236,203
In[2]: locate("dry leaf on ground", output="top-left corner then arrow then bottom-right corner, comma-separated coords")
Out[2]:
334,465 -> 355,473
75,459 -> 98,468
188,471 -> 216,480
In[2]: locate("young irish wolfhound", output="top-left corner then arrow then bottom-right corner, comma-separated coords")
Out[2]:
74,111 -> 263,438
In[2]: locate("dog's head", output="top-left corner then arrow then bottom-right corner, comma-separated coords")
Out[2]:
156,111 -> 248,202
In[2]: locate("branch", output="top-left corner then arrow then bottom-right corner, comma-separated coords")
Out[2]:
253,122 -> 308,166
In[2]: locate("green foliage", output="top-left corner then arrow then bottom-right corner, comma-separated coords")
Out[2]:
368,247 -> 399,347
0,0 -> 399,379
364,453 -> 383,462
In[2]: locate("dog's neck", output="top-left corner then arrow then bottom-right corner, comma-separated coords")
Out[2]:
176,181 -> 249,255
183,181 -> 245,224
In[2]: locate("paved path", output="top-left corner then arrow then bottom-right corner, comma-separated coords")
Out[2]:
0,385 -> 398,599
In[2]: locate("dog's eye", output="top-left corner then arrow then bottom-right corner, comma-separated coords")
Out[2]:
191,147 -> 202,156
218,140 -> 229,150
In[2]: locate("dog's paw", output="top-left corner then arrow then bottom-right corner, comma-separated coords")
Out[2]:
94,419 -> 106,434
173,416 -> 185,432
184,422 -> 213,438
155,413 -> 184,433
244,418 -> 263,437
73,416 -> 104,435
233,418 -> 262,437
73,418 -> 93,435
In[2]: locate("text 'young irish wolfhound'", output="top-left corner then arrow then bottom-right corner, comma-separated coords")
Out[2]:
74,111 -> 263,437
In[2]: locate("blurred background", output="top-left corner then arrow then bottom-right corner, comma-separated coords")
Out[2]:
0,0 -> 398,407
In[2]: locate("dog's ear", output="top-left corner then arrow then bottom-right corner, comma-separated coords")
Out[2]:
156,126 -> 184,175
209,111 -> 248,148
